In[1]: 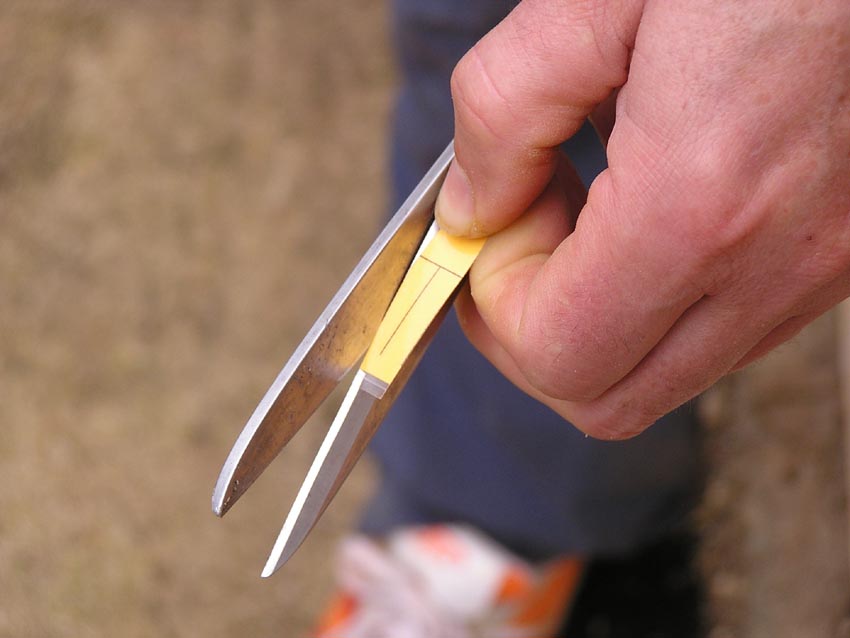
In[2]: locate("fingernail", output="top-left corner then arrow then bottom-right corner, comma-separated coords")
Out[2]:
435,160 -> 475,235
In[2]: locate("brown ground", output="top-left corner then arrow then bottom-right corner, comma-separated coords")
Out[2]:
699,316 -> 850,638
1,2 -> 848,637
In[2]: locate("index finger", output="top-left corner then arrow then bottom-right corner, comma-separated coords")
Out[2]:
435,0 -> 642,237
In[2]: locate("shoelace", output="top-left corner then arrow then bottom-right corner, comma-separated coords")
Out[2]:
335,536 -> 471,638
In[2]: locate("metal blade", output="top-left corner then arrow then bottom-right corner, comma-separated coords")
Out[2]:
261,371 -> 376,577
212,143 -> 455,517
261,300 -> 451,576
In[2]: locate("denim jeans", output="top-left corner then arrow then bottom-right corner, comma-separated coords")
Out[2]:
361,0 -> 702,559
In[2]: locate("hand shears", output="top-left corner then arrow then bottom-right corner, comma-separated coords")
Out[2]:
212,143 -> 485,577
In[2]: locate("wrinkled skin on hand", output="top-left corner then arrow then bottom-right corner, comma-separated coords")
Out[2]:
436,0 -> 850,439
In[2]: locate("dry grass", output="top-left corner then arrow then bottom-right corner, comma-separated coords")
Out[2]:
1,2 -> 390,636
699,315 -> 850,638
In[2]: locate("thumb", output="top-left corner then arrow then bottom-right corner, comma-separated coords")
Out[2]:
436,0 -> 643,237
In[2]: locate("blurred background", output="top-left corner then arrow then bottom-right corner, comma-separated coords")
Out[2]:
1,2 -> 849,637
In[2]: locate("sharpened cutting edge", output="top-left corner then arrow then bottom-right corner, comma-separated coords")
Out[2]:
260,295 -> 453,576
262,370 -> 376,576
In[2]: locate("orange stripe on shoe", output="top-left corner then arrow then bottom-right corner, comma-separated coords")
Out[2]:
509,557 -> 585,630
497,565 -> 534,604
313,592 -> 358,637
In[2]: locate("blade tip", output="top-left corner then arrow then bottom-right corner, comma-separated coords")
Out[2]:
261,552 -> 287,578
262,531 -> 303,578
212,470 -> 245,518
211,486 -> 232,517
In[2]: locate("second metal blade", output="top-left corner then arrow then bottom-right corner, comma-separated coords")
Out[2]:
261,301 -> 451,576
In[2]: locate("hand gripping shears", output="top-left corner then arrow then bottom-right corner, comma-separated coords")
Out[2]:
212,143 -> 486,577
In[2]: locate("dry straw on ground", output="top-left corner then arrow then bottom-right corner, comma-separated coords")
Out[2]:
1,2 -> 389,636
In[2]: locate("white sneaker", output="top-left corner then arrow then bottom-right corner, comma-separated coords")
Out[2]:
313,524 -> 584,638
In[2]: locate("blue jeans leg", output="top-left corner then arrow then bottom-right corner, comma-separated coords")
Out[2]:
360,0 -> 703,560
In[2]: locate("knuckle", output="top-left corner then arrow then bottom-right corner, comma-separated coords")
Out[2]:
673,142 -> 756,254
518,353 -> 603,404
515,293 -> 624,403
511,342 -> 569,399
513,325 -> 610,404
450,48 -> 516,147
616,121 -> 752,262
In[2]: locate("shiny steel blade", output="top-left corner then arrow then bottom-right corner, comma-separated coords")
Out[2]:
262,370 -> 376,577
261,301 -> 450,576
212,143 -> 455,517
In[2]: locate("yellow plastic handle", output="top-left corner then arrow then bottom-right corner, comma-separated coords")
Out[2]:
361,229 -> 485,389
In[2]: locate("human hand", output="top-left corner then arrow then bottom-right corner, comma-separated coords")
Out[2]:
437,0 -> 850,438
